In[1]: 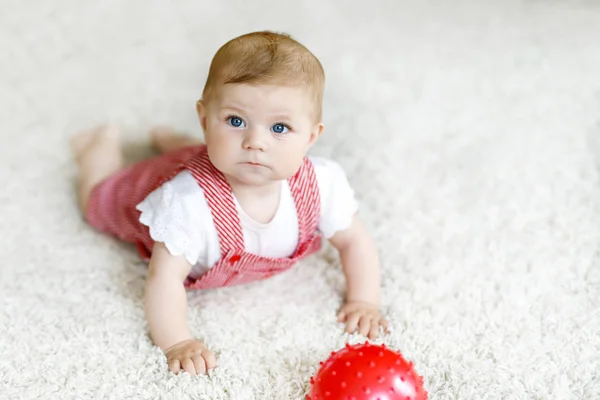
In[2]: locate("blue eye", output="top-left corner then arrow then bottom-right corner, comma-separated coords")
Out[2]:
271,123 -> 289,134
227,116 -> 245,128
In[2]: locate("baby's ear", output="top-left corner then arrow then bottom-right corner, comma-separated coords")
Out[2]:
308,122 -> 324,148
196,100 -> 207,132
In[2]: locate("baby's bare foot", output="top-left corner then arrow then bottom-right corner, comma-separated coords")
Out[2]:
71,125 -> 120,163
149,126 -> 177,151
150,127 -> 203,153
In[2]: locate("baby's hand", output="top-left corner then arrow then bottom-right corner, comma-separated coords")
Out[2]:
337,301 -> 389,340
165,339 -> 216,375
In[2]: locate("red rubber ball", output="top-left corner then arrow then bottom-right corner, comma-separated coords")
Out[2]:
306,342 -> 427,400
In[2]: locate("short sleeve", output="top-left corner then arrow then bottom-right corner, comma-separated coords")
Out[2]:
136,171 -> 207,265
310,156 -> 359,238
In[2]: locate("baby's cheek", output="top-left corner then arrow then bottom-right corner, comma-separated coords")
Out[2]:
282,155 -> 305,177
206,143 -> 230,168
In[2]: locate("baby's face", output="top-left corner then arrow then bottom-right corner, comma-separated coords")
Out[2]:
198,83 -> 323,187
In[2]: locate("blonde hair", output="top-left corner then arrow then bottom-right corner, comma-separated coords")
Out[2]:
202,31 -> 325,121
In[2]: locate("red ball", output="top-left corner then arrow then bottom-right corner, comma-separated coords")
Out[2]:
306,342 -> 427,400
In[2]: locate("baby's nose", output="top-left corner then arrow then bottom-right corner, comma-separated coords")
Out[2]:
242,128 -> 267,151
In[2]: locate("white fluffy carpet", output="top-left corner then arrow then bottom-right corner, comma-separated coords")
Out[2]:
2,1 -> 600,399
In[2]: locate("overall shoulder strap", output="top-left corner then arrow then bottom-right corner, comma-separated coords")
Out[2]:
287,157 -> 321,244
183,146 -> 245,253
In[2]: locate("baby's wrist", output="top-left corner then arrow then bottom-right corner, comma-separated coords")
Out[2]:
345,297 -> 380,307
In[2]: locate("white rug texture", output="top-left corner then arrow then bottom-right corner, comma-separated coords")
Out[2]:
1,1 -> 600,399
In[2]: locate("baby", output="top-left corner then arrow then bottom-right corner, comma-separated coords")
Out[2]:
71,31 -> 388,376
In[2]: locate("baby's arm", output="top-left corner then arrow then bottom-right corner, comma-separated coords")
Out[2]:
328,214 -> 389,339
145,242 -> 216,375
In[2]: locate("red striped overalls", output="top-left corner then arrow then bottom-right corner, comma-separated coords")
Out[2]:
86,145 -> 323,290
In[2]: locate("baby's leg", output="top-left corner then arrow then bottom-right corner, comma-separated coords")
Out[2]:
70,125 -> 123,213
150,127 -> 204,154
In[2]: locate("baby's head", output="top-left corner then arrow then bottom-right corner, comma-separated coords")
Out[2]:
196,31 -> 325,187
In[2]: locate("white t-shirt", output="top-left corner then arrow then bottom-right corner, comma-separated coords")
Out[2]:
136,156 -> 358,278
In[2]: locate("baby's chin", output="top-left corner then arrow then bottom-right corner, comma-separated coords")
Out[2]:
225,168 -> 290,187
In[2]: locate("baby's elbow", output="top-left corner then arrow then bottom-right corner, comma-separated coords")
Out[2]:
327,213 -> 367,251
148,242 -> 193,282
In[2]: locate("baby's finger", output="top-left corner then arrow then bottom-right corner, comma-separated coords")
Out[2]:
358,315 -> 371,337
368,318 -> 380,340
337,310 -> 347,322
168,358 -> 182,374
345,313 -> 360,334
192,354 -> 207,375
380,318 -> 390,332
202,349 -> 217,370
181,357 -> 197,375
